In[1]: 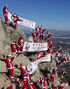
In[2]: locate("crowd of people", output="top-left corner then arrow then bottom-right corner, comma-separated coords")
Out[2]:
3,3 -> 22,29
1,4 -> 69,89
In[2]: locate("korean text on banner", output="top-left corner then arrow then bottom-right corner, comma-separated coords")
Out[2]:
23,42 -> 48,52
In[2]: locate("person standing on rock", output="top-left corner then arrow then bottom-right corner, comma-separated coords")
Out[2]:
3,3 -> 8,24
32,31 -> 37,42
40,28 -> 46,40
37,77 -> 46,89
27,73 -> 37,89
8,13 -> 22,29
4,55 -> 15,82
18,37 -> 24,52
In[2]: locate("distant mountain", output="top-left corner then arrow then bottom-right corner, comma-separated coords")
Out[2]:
48,29 -> 70,37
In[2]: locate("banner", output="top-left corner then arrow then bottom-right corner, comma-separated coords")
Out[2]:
23,42 -> 48,52
8,12 -> 36,29
26,54 -> 51,74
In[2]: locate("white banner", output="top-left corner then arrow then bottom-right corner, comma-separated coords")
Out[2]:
23,42 -> 48,52
8,12 -> 36,29
26,54 -> 51,74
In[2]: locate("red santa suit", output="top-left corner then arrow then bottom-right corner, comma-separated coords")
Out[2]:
3,5 -> 8,23
37,78 -> 46,89
50,73 -> 55,83
18,37 -> 24,52
58,45 -> 62,54
58,83 -> 64,89
8,14 -> 22,29
51,86 -> 57,89
27,74 -> 36,89
17,65 -> 28,88
61,56 -> 67,63
16,78 -> 28,89
4,57 -> 15,79
32,32 -> 36,42
35,26 -> 40,33
7,85 -> 13,89
47,32 -> 51,43
10,42 -> 17,53
49,41 -> 53,49
40,29 -> 46,39
37,51 -> 44,60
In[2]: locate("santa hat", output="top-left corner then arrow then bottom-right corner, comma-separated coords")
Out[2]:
20,37 -> 23,39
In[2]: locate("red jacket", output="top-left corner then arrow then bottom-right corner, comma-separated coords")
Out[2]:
10,43 -> 17,52
13,18 -> 21,24
58,45 -> 62,53
40,29 -> 45,35
35,27 -> 40,33
37,78 -> 46,88
49,41 -> 53,48
32,32 -> 36,38
17,65 -> 27,75
47,32 -> 51,38
3,6 -> 8,15
4,57 -> 15,69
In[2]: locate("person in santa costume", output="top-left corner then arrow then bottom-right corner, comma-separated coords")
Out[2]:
27,73 -> 37,89
47,31 -> 51,43
48,41 -> 53,49
58,81 -> 64,89
4,55 -> 15,82
37,51 -> 45,60
35,26 -> 40,33
50,73 -> 55,83
18,37 -> 24,52
37,77 -> 46,89
50,84 -> 58,89
7,85 -> 13,89
56,45 -> 63,57
35,26 -> 40,39
40,28 -> 46,40
8,13 -> 22,29
16,77 -> 28,89
3,3 -> 8,23
32,31 -> 37,42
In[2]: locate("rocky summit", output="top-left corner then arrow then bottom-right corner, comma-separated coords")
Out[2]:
0,16 -> 70,89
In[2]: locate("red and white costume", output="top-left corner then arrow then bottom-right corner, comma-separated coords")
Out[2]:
7,85 -> 13,89
49,41 -> 53,49
18,37 -> 24,52
40,29 -> 46,39
32,32 -> 37,42
10,42 -> 17,53
27,74 -> 36,89
16,78 -> 28,89
3,5 -> 8,23
37,78 -> 46,89
4,57 -> 15,79
8,14 -> 21,29
37,51 -> 44,60
50,73 -> 55,83
47,31 -> 51,43
58,45 -> 62,54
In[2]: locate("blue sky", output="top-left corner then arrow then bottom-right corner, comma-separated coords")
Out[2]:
0,0 -> 70,30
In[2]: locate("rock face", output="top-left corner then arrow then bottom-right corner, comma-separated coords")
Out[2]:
0,16 -> 27,55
